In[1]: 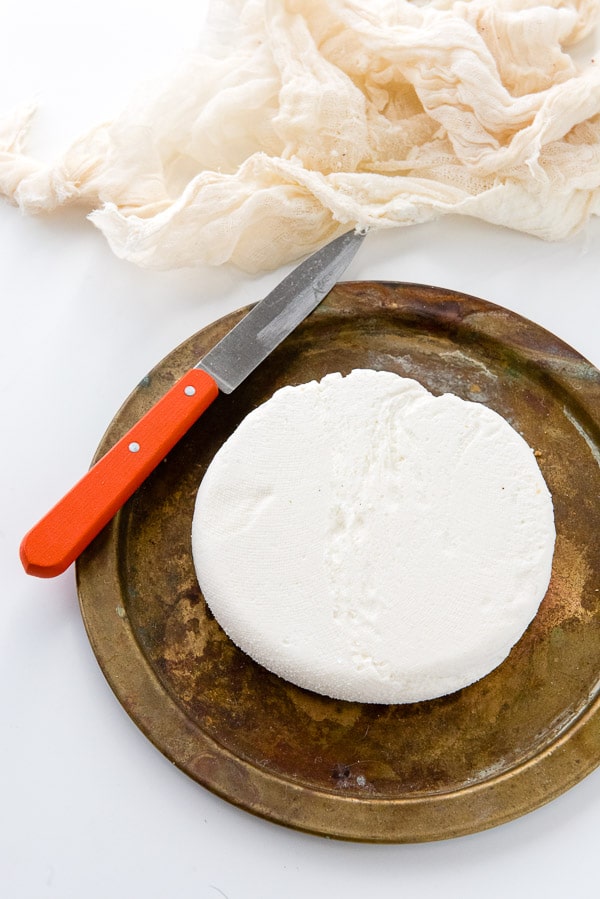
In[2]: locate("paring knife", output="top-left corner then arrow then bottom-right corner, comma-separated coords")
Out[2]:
20,229 -> 366,578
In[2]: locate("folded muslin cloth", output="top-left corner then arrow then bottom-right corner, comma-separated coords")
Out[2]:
1,0 -> 599,271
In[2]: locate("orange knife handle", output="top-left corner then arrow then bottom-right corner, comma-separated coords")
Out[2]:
20,368 -> 219,578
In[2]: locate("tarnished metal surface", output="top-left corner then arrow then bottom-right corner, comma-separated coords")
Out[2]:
77,282 -> 600,842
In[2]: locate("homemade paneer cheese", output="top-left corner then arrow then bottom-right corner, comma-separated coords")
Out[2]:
191,370 -> 555,704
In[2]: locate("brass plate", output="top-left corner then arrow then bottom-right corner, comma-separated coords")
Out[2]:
77,282 -> 600,842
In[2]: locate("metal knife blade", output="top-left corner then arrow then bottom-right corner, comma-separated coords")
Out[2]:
20,229 -> 366,578
198,229 -> 366,393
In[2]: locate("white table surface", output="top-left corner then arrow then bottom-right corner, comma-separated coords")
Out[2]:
2,3 -> 600,897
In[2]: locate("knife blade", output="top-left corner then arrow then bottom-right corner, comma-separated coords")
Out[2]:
20,229 -> 366,578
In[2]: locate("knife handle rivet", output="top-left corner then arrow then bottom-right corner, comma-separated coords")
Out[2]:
184,385 -> 196,396
128,442 -> 141,453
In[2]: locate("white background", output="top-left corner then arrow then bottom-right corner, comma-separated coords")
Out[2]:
1,2 -> 600,897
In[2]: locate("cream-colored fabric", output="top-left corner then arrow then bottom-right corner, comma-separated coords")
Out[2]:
1,0 -> 599,272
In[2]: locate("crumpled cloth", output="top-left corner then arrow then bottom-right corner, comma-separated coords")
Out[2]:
1,0 -> 599,272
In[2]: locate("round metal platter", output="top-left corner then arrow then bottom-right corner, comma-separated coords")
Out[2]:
77,282 -> 600,842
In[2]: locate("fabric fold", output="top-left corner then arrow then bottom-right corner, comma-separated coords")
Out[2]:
1,0 -> 599,272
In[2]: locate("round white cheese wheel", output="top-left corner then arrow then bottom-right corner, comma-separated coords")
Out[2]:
192,370 -> 555,704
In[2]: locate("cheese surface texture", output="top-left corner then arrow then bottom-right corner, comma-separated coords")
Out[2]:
192,370 -> 555,703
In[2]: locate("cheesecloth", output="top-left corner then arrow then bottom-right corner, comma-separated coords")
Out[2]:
1,0 -> 599,271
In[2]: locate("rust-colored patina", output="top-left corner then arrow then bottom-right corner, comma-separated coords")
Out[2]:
77,282 -> 600,841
